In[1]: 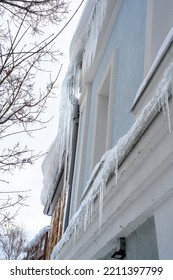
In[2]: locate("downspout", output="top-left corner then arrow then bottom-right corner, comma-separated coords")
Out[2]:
63,101 -> 79,231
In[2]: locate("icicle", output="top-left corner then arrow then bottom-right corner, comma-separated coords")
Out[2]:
82,0 -> 108,75
99,182 -> 104,232
73,224 -> 78,246
155,74 -> 171,133
89,202 -> 93,224
115,147 -> 119,185
84,204 -> 89,231
73,65 -> 81,99
157,89 -> 162,113
163,90 -> 171,133
160,88 -> 167,116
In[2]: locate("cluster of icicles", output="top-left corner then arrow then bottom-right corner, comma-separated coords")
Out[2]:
41,0 -> 108,207
41,70 -> 80,206
51,59 -> 173,259
41,76 -> 73,206
82,0 -> 108,75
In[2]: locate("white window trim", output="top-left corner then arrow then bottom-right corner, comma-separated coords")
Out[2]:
81,49 -> 118,201
91,49 -> 117,169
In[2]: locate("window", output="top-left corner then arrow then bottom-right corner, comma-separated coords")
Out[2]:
92,50 -> 117,168
92,70 -> 110,166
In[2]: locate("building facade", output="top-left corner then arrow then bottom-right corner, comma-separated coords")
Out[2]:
41,0 -> 173,259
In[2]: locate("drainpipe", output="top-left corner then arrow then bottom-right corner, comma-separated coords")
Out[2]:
63,101 -> 79,231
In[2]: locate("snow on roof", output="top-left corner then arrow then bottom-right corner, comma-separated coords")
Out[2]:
69,0 -> 93,65
69,0 -> 108,75
51,57 -> 173,259
25,226 -> 50,250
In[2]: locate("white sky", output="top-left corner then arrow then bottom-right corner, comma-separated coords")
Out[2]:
0,0 -> 85,242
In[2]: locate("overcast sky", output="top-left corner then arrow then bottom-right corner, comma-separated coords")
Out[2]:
0,0 -> 85,242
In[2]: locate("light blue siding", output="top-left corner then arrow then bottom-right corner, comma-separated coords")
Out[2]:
82,0 -> 147,190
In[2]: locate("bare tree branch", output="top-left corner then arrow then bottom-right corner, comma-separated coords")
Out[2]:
0,224 -> 27,259
0,0 -> 70,34
0,0 -> 85,225
0,193 -> 29,226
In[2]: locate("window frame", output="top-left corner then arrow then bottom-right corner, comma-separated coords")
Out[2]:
91,49 -> 117,169
81,49 -> 118,200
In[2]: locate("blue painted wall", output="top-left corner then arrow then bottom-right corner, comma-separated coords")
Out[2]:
82,0 -> 147,190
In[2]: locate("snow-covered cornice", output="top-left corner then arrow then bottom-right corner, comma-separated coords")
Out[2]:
69,0 -> 109,76
69,0 -> 94,66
